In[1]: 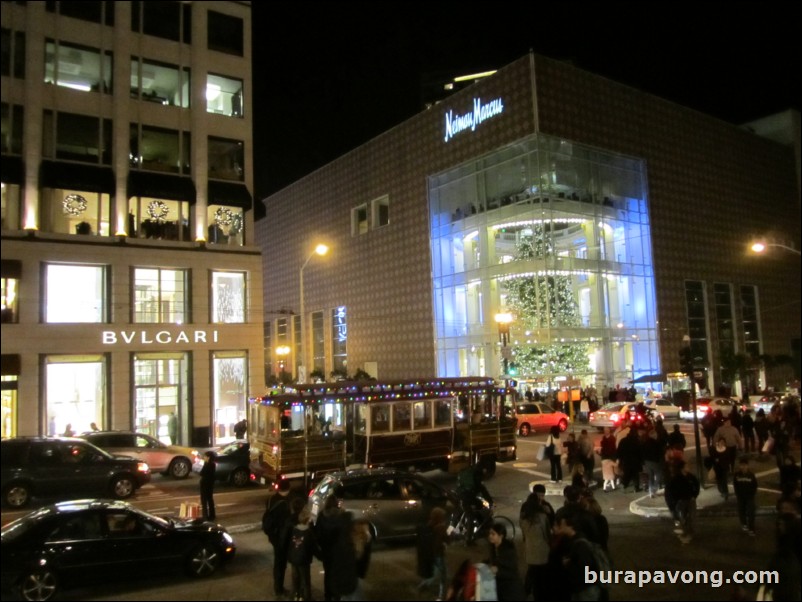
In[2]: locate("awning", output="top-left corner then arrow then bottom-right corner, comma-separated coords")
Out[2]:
128,171 -> 196,204
629,373 -> 667,384
1,155 -> 24,185
40,160 -> 115,193
208,180 -> 252,210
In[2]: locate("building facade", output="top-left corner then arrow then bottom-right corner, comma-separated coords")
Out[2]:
257,54 -> 800,396
1,1 -> 263,445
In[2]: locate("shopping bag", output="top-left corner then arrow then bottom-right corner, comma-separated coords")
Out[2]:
762,436 -> 775,454
536,445 -> 547,462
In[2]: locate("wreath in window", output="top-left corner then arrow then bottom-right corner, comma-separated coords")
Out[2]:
229,212 -> 243,235
214,207 -> 234,227
63,194 -> 88,216
147,200 -> 170,222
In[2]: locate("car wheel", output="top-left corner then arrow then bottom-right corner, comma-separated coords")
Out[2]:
558,419 -> 568,432
187,544 -> 220,578
4,483 -> 31,508
170,457 -> 192,479
19,569 -> 58,602
519,423 -> 531,437
111,475 -> 136,499
230,467 -> 250,487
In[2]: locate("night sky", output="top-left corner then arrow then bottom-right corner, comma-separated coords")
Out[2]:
252,3 -> 801,200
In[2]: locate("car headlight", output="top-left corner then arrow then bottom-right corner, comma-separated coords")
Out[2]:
222,532 -> 234,544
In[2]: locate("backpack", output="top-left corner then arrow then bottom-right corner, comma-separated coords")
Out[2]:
262,497 -> 287,541
457,466 -> 476,492
577,537 -> 612,574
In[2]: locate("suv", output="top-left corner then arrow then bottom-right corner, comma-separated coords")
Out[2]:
308,468 -> 458,542
81,431 -> 198,479
1,437 -> 151,508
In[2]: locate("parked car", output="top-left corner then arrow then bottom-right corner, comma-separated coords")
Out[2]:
643,398 -> 681,420
1,499 -> 235,601
589,402 -> 645,430
193,440 -> 253,487
678,397 -> 742,421
81,431 -> 198,479
308,468 -> 459,542
1,438 -> 151,509
514,402 -> 569,436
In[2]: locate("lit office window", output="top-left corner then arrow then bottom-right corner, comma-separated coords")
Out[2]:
206,74 -> 243,117
44,264 -> 107,323
211,271 -> 245,323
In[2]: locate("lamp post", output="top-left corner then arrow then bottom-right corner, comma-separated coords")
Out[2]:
494,312 -> 513,378
682,335 -> 705,486
299,243 -> 329,383
275,345 -> 290,384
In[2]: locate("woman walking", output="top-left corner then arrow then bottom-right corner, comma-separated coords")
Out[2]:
546,425 -> 563,483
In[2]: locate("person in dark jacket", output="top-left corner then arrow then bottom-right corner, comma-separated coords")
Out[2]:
288,505 -> 320,601
733,456 -> 758,535
664,460 -> 699,544
264,481 -> 304,598
199,451 -> 216,520
616,428 -> 643,492
486,522 -> 525,601
417,507 -> 451,600
554,508 -> 606,601
314,494 -> 349,601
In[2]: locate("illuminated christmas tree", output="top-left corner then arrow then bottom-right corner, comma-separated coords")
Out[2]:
501,224 -> 590,378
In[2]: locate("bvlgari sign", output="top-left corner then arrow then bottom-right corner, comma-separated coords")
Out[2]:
102,329 -> 220,345
444,97 -> 504,143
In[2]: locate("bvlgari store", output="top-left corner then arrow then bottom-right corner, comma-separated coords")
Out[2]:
1,239 -> 265,446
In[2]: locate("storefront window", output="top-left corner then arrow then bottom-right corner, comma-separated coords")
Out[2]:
213,352 -> 247,444
134,353 -> 188,444
207,204 -> 243,246
44,264 -> 107,323
211,271 -> 245,323
429,133 -> 659,387
1,374 -> 18,438
44,189 -> 111,236
133,268 -> 188,324
45,355 -> 106,436
128,197 -> 191,241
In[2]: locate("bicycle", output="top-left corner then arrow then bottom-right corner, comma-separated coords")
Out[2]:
450,493 -> 516,544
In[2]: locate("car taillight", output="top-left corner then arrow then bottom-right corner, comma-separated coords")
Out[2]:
611,413 -> 619,422
137,462 -> 150,473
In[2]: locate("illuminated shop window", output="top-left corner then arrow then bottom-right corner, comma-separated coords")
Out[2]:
133,268 -> 188,324
211,271 -> 245,324
44,190 -> 111,236
134,353 -> 188,445
207,205 -> 243,246
1,374 -> 18,438
128,196 -> 191,241
44,264 -> 107,323
212,352 -> 247,444
45,355 -> 106,437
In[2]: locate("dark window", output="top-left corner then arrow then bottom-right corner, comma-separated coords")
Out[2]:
1,29 -> 25,78
207,11 -> 243,56
142,1 -> 181,42
1,103 -> 24,155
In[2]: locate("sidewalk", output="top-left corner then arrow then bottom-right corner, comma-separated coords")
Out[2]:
629,483 -> 780,518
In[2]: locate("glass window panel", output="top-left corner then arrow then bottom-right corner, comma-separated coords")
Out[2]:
213,353 -> 247,444
45,355 -> 106,436
206,73 -> 243,117
207,11 -> 243,56
133,268 -> 188,324
133,353 -> 188,444
44,41 -> 111,94
207,205 -> 243,246
208,137 -> 244,181
211,271 -> 245,323
45,264 -> 106,323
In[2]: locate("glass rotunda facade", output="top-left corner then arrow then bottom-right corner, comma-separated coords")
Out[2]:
429,134 -> 659,390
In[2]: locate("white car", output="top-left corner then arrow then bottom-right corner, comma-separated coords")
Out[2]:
643,398 -> 681,420
678,397 -> 741,421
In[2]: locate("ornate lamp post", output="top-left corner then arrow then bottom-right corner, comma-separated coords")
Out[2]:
299,244 -> 329,383
275,345 -> 290,383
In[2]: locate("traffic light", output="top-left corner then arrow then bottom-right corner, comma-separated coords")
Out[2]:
508,363 -> 519,377
679,346 -> 693,376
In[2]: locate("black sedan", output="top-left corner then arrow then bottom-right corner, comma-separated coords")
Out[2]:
193,440 -> 253,487
1,499 -> 236,601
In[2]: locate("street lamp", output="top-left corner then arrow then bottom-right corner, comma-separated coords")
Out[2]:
494,312 -> 513,378
299,243 -> 329,383
682,335 -> 705,487
275,345 -> 290,383
749,240 -> 801,256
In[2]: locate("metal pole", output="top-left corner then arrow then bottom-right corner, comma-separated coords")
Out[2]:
299,264 -> 306,383
690,374 -> 706,487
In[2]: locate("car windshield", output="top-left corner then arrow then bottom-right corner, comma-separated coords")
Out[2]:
601,403 -> 626,411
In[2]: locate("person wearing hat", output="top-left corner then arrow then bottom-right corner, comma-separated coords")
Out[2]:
199,450 -> 217,520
